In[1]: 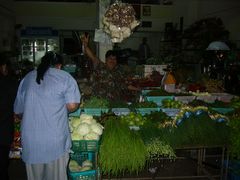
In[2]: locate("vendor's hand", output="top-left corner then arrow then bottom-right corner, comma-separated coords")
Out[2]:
80,33 -> 89,47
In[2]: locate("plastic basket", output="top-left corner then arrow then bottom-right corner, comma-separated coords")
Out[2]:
161,108 -> 180,118
141,87 -> 162,95
145,96 -> 174,106
141,89 -> 152,96
72,140 -> 99,152
83,108 -> 109,116
212,93 -> 235,103
111,108 -> 130,115
63,65 -> 76,73
174,96 -> 196,104
196,95 -> 217,103
68,153 -> 98,180
225,160 -> 240,180
211,107 -> 234,114
69,108 -> 81,117
136,107 -> 160,115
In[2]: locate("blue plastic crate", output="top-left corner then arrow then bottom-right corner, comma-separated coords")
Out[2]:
63,65 -> 76,73
69,108 -> 81,117
68,152 -> 98,180
161,108 -> 180,118
83,108 -> 109,116
111,108 -> 130,115
136,107 -> 160,115
225,160 -> 240,180
145,96 -> 174,106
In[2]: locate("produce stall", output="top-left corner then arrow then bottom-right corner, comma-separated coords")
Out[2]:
65,89 -> 240,179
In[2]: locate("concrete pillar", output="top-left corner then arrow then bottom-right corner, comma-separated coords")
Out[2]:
98,0 -> 113,63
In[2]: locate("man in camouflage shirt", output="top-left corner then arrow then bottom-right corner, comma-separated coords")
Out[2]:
81,34 -> 140,101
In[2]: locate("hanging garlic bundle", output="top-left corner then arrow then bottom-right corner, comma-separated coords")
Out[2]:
102,0 -> 140,43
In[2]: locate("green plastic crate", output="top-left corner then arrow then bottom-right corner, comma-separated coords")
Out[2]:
136,107 -> 160,115
72,140 -> 99,152
68,153 -> 99,180
145,96 -> 174,106
211,107 -> 234,114
83,108 -> 109,116
111,108 -> 130,115
160,108 -> 180,117
69,108 -> 81,117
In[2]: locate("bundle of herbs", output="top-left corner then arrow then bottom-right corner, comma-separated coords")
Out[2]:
139,111 -> 173,141
99,116 -> 147,176
173,112 -> 229,147
139,111 -> 177,160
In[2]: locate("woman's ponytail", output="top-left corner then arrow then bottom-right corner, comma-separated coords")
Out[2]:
36,51 -> 62,84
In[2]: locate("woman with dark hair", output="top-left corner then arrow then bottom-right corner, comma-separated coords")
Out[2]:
14,51 -> 81,180
0,56 -> 18,180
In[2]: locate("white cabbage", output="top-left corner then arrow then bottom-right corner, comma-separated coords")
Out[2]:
84,132 -> 100,140
71,132 -> 84,140
80,118 -> 96,125
90,123 -> 104,135
70,117 -> 81,128
69,124 -> 74,133
82,160 -> 93,167
79,114 -> 94,124
75,123 -> 90,136
80,114 -> 93,120
80,166 -> 92,172
69,160 -> 81,172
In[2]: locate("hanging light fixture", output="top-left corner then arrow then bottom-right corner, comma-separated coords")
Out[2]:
206,41 -> 230,50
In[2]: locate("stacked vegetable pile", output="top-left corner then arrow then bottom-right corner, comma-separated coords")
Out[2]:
102,0 -> 140,43
99,112 -> 177,176
98,105 -> 231,177
99,117 -> 147,175
82,96 -> 110,116
173,108 -> 230,147
69,156 -> 93,172
82,96 -> 109,108
69,114 -> 104,141
162,99 -> 183,108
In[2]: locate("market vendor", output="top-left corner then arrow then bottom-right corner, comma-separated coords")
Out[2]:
81,33 -> 140,101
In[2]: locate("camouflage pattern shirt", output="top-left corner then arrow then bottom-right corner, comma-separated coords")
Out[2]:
90,63 -> 128,101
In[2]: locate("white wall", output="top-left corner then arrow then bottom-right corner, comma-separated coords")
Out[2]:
15,2 -> 98,30
14,0 -> 240,58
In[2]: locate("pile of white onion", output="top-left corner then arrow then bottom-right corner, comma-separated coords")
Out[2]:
102,0 -> 140,43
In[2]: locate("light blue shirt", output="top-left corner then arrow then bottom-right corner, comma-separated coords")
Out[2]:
14,68 -> 81,164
